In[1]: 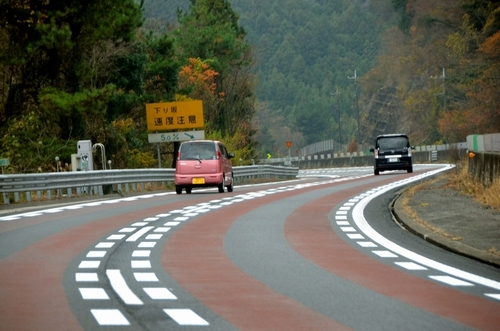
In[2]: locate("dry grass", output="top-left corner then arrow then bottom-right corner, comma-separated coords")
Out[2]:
447,160 -> 500,211
400,180 -> 459,240
400,160 -> 499,253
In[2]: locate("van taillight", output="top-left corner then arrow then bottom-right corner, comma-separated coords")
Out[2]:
374,149 -> 379,156
216,151 -> 221,159
177,151 -> 181,160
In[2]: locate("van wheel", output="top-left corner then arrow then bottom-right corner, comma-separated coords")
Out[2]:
186,186 -> 192,194
374,169 -> 379,176
407,166 -> 413,173
175,186 -> 182,194
218,183 -> 224,193
227,176 -> 234,192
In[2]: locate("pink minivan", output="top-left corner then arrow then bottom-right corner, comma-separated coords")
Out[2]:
174,140 -> 234,194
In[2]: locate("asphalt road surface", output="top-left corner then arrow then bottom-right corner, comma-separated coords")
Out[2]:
0,164 -> 499,331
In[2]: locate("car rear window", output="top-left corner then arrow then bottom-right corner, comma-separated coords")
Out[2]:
180,142 -> 216,160
377,136 -> 409,150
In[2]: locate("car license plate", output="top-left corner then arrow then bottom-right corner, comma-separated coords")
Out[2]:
192,177 -> 205,184
388,157 -> 398,162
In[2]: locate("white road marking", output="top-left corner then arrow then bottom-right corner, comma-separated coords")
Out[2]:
164,309 -> 209,326
119,227 -> 136,233
132,250 -> 150,257
78,261 -> 100,269
91,309 -> 129,326
145,234 -> 163,240
79,288 -> 109,300
126,226 -> 153,242
372,250 -> 398,258
395,262 -> 427,270
106,269 -> 143,305
144,287 -> 177,300
131,260 -> 151,269
485,293 -> 500,301
131,222 -> 148,226
86,251 -> 106,258
134,272 -> 159,282
429,275 -> 474,286
357,241 -> 377,248
154,227 -> 171,233
138,241 -> 156,248
75,273 -> 99,282
107,234 -> 126,240
351,165 -> 500,291
95,242 -> 114,248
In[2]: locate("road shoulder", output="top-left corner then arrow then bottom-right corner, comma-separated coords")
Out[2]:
392,174 -> 500,267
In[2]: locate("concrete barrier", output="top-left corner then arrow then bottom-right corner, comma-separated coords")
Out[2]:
468,151 -> 500,186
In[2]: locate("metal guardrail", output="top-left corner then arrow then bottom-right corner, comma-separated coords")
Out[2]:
0,165 -> 299,205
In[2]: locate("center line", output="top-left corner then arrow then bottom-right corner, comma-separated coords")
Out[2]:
126,226 -> 154,242
106,269 -> 143,305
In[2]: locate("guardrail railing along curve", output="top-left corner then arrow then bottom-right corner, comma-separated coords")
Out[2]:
0,165 -> 299,205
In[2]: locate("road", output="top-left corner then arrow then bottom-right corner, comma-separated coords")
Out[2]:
0,164 -> 499,330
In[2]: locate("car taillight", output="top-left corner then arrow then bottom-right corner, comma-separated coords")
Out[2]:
177,151 -> 181,160
374,149 -> 379,156
216,151 -> 221,159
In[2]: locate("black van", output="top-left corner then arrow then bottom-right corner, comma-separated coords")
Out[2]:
369,134 -> 414,175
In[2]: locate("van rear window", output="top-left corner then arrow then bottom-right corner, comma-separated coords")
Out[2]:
180,142 -> 216,160
377,137 -> 409,150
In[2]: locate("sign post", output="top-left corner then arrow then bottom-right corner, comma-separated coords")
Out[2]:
146,100 -> 204,131
285,141 -> 292,166
147,130 -> 205,143
0,158 -> 9,174
145,100 -> 205,168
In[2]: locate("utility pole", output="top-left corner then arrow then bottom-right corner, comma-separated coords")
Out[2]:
348,70 -> 360,147
330,88 -> 341,146
431,67 -> 446,111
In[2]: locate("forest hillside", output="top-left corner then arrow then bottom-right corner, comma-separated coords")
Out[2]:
1,0 -> 499,173
144,0 -> 398,155
145,0 -> 500,153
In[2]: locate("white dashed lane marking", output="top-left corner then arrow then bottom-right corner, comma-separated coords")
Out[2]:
74,177 -> 370,327
331,165 -> 500,302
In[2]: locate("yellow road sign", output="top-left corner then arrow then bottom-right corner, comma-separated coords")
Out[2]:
146,100 -> 204,131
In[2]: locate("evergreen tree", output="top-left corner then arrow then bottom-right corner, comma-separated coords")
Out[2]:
174,0 -> 255,138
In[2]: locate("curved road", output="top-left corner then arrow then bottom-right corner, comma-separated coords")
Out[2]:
0,164 -> 499,330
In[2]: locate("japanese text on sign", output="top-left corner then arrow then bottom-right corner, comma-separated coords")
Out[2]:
146,100 -> 204,131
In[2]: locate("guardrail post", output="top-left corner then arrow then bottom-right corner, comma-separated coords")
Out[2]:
3,193 -> 9,205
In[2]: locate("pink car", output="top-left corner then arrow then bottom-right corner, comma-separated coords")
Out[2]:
174,140 -> 234,194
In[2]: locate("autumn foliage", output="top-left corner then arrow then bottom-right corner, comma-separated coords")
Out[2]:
363,0 -> 500,145
178,58 -> 219,97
